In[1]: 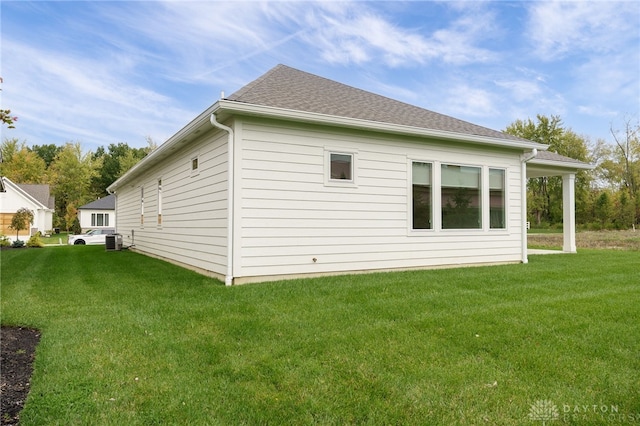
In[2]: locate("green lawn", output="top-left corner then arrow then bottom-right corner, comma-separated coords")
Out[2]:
1,246 -> 639,425
39,232 -> 69,245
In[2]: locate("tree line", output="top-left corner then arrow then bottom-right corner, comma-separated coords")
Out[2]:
505,115 -> 639,230
0,139 -> 156,231
1,114 -> 638,231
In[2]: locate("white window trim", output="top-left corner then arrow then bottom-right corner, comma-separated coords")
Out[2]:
157,177 -> 163,228
324,148 -> 358,188
408,158 -> 435,234
140,186 -> 145,228
190,154 -> 200,176
408,160 -> 510,234
488,167 -> 508,231
440,162 -> 484,233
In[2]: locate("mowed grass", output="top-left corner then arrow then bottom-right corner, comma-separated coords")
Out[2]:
1,246 -> 639,425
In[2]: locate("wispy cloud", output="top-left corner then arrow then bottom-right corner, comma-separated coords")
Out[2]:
297,2 -> 499,67
527,1 -> 638,60
3,37 -> 192,150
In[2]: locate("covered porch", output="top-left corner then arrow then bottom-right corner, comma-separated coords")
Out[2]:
525,150 -> 594,256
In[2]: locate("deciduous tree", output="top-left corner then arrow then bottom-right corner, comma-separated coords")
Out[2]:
0,77 -> 17,129
91,142 -> 152,195
9,207 -> 34,240
48,142 -> 101,229
0,146 -> 47,184
505,115 -> 591,226
30,144 -> 63,168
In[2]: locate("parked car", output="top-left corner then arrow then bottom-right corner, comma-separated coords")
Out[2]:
68,229 -> 116,245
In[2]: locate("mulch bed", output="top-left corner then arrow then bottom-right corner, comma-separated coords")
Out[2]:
1,327 -> 40,425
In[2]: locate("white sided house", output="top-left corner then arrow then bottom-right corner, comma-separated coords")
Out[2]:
78,194 -> 116,232
107,65 -> 592,285
0,177 -> 55,241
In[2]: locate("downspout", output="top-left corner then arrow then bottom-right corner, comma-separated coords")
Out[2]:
520,149 -> 537,263
106,186 -> 116,226
210,112 -> 235,286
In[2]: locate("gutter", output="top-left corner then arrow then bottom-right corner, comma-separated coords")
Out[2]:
520,149 -> 538,264
210,112 -> 235,286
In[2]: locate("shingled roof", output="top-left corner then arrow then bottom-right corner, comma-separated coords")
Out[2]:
16,183 -> 55,209
227,64 -> 528,144
79,194 -> 115,210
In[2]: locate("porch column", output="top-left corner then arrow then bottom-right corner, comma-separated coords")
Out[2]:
562,173 -> 577,253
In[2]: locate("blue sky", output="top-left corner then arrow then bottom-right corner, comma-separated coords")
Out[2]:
2,1 -> 639,151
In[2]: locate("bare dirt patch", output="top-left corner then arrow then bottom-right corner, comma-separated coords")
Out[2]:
1,327 -> 40,425
528,230 -> 640,251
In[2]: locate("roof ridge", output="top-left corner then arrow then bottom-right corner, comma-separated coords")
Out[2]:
227,64 -> 288,101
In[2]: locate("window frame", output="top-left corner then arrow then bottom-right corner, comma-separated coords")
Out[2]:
410,160 -> 434,231
140,186 -> 145,226
324,148 -> 358,188
91,213 -> 110,227
440,163 -> 483,231
157,178 -> 163,227
488,167 -> 507,230
190,155 -> 200,176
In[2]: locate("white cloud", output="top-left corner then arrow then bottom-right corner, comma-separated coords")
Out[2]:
442,84 -> 499,118
3,39 -> 193,150
494,79 -> 543,103
527,1 -> 639,60
298,2 -> 499,67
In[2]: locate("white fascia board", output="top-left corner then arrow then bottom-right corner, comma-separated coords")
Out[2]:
529,158 -> 595,171
217,100 -> 548,151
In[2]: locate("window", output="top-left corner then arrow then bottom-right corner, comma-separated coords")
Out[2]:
489,168 -> 505,229
441,164 -> 481,229
91,213 -> 109,227
330,153 -> 353,181
157,178 -> 162,225
191,157 -> 199,174
140,187 -> 144,225
412,162 -> 432,229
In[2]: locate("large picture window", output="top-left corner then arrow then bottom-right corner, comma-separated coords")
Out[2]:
412,161 -> 432,229
441,165 -> 481,229
489,168 -> 505,229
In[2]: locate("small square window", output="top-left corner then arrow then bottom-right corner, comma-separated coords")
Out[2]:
330,153 -> 352,180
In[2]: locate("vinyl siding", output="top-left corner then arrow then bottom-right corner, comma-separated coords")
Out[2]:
234,117 -> 523,281
114,129 -> 229,278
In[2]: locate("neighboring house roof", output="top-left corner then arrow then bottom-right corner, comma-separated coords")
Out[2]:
15,183 -> 55,209
227,64 -> 529,144
0,177 -> 54,211
79,194 -> 115,210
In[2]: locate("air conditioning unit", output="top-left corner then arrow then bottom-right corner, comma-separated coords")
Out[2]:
106,234 -> 123,251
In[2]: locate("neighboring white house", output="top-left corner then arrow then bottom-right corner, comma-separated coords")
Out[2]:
107,65 -> 592,285
0,177 -> 55,241
78,194 -> 116,231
